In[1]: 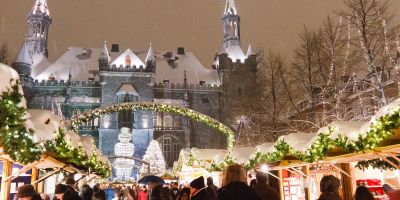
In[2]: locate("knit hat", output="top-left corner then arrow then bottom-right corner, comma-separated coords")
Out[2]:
190,176 -> 205,189
54,184 -> 68,194
17,184 -> 36,198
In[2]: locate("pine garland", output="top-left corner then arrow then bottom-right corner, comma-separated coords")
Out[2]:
0,80 -> 41,164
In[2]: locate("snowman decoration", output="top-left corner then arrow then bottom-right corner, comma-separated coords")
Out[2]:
114,127 -> 135,182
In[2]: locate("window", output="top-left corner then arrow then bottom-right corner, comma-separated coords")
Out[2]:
238,86 -> 242,97
125,55 -> 131,66
164,115 -> 173,127
157,136 -> 182,167
119,111 -> 134,128
202,98 -> 210,104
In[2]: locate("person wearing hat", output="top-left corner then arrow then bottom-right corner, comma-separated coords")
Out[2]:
17,184 -> 41,200
189,176 -> 208,200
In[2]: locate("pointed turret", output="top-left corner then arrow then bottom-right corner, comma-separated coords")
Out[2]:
222,0 -> 241,48
224,0 -> 238,15
246,42 -> 255,57
16,41 -> 32,65
12,41 -> 33,76
145,43 -> 156,72
101,40 -> 111,62
32,0 -> 50,16
145,43 -> 155,63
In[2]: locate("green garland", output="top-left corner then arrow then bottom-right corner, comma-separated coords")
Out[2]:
44,129 -> 111,177
70,102 -> 236,151
0,80 -> 41,164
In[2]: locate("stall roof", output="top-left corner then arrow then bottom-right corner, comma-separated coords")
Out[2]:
190,148 -> 228,162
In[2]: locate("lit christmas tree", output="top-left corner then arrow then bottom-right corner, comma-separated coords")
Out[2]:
140,140 -> 166,176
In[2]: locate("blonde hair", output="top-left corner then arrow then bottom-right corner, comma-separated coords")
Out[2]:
222,164 -> 247,187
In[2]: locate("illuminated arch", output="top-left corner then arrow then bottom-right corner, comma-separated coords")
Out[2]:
71,102 -> 235,151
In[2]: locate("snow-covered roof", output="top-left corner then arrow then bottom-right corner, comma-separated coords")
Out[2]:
224,0 -> 238,15
31,53 -> 51,78
226,44 -> 246,63
110,48 -> 146,69
27,109 -> 64,142
35,46 -> 220,85
374,98 -> 400,120
80,135 -> 96,156
0,64 -> 20,93
190,148 -> 228,161
32,0 -> 50,16
231,146 -> 256,164
16,42 -> 32,65
154,51 -> 219,85
278,132 -> 318,152
317,121 -> 367,141
116,84 -> 139,96
255,143 -> 275,154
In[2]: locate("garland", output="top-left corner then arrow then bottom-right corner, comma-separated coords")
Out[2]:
181,106 -> 400,172
70,102 -> 236,151
44,129 -> 111,177
0,80 -> 41,164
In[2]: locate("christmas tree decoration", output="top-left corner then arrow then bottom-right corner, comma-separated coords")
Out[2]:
140,140 -> 166,176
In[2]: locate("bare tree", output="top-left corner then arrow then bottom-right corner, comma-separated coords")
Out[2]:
0,42 -> 10,65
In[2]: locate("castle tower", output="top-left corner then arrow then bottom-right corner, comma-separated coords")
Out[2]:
26,0 -> 52,57
217,0 -> 259,142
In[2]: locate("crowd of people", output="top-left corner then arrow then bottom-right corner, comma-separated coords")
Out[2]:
13,164 -> 400,200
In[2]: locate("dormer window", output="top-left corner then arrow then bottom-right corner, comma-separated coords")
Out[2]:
199,81 -> 205,85
125,55 -> 131,66
164,80 -> 170,84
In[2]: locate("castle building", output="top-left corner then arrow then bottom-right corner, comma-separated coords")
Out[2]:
12,0 -> 258,172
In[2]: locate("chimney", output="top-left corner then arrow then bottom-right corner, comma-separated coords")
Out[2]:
111,44 -> 120,52
177,47 -> 185,55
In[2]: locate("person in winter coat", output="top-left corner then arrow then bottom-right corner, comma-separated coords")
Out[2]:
149,181 -> 169,200
205,177 -> 218,200
189,176 -> 208,200
80,184 -> 94,200
138,186 -> 148,200
177,188 -> 190,200
255,172 -> 279,200
170,182 -> 179,200
217,164 -> 261,200
16,184 -> 42,200
318,175 -> 341,200
354,186 -> 374,200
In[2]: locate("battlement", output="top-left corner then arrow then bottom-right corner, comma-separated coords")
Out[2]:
154,82 -> 220,91
100,64 -> 154,73
33,79 -> 101,87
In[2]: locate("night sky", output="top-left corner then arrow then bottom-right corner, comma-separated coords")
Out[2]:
1,0 -> 399,66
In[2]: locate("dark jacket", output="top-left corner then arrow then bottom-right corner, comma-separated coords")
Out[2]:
217,182 -> 261,200
205,185 -> 218,200
170,188 -> 179,200
151,185 -> 170,200
255,182 -> 279,200
191,188 -> 208,200
318,192 -> 342,200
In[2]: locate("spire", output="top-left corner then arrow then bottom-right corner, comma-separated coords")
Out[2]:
246,42 -> 256,57
32,0 -> 50,16
16,41 -> 32,65
224,0 -> 238,15
101,40 -> 111,62
145,43 -> 155,63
